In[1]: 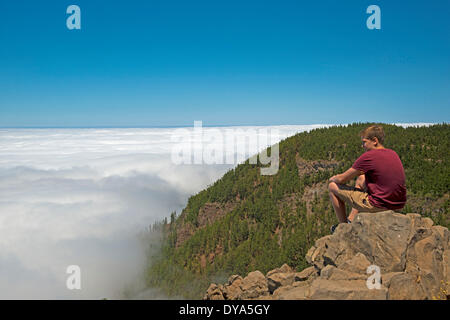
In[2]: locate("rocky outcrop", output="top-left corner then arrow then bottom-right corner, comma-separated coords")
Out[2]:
176,201 -> 238,248
295,155 -> 340,177
204,211 -> 450,300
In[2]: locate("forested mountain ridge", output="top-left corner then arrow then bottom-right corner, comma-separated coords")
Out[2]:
145,123 -> 449,299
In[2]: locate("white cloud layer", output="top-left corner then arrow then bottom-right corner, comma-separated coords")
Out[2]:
0,123 -> 432,299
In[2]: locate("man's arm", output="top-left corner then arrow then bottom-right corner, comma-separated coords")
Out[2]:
329,167 -> 363,184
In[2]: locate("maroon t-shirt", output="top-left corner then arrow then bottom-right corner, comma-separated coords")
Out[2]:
352,148 -> 407,210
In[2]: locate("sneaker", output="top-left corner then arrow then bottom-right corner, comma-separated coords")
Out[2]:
330,224 -> 338,234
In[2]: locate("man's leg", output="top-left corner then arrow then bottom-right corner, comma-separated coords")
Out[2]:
348,175 -> 366,222
328,182 -> 348,223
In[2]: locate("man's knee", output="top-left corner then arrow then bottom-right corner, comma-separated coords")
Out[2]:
328,181 -> 338,193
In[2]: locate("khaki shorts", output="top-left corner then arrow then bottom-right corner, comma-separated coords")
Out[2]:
334,184 -> 386,213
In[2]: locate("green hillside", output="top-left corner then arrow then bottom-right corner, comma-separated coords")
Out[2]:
145,123 -> 449,299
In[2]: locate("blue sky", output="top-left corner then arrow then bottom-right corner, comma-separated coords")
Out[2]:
0,0 -> 449,127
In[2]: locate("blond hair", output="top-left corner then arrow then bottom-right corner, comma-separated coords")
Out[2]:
360,125 -> 385,144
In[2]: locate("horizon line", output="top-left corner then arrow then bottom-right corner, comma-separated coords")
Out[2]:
0,122 -> 441,129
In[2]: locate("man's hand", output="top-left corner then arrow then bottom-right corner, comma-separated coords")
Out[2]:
329,168 -> 363,185
329,174 -> 342,184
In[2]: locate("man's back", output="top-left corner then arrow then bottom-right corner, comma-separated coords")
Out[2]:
352,148 -> 407,210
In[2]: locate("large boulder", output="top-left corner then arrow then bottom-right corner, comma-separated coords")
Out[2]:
306,211 -> 413,273
204,211 -> 450,300
266,263 -> 295,293
387,273 -> 427,300
239,271 -> 270,299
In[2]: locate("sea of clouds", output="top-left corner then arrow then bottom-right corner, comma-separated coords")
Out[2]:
0,123 -> 432,299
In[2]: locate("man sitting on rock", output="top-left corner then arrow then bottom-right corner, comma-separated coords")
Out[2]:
328,125 -> 407,233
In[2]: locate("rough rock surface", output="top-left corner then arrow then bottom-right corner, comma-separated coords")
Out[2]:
204,211 -> 450,300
